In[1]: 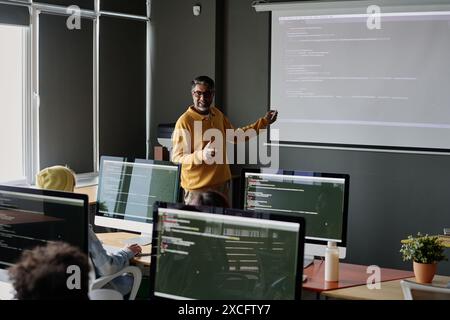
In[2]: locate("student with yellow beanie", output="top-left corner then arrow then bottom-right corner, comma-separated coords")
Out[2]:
36,165 -> 142,297
36,165 -> 76,192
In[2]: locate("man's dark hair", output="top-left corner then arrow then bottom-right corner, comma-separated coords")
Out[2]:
191,76 -> 215,91
189,190 -> 230,208
8,242 -> 90,300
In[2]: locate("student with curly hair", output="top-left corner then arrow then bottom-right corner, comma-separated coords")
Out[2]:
8,242 -> 90,300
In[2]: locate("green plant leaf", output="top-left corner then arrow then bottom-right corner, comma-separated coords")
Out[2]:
400,232 -> 447,264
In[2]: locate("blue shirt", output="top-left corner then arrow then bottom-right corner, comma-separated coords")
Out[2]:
88,226 -> 135,296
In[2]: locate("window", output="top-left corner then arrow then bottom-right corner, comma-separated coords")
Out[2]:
38,13 -> 94,174
0,24 -> 28,183
0,1 -> 149,185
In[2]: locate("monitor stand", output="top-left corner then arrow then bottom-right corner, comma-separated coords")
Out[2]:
303,255 -> 314,268
121,233 -> 152,246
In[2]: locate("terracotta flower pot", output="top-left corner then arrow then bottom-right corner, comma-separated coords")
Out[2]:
413,261 -> 437,284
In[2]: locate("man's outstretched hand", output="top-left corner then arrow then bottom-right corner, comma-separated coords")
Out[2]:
264,110 -> 278,124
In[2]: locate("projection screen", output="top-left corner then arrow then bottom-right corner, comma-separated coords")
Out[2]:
268,0 -> 450,152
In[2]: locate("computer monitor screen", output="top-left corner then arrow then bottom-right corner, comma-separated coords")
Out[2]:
241,168 -> 349,264
0,185 -> 88,270
150,202 -> 305,300
95,156 -> 180,242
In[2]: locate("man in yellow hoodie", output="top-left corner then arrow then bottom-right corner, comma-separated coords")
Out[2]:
172,76 -> 278,204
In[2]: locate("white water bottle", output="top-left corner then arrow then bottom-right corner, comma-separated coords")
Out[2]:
325,241 -> 339,282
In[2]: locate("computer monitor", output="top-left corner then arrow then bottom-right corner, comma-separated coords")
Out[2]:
0,185 -> 88,270
95,156 -> 180,245
150,202 -> 305,300
241,168 -> 349,267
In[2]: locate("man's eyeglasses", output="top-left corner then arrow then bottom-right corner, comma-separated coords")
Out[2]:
192,90 -> 213,98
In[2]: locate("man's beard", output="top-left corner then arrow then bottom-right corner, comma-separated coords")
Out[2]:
196,102 -> 210,113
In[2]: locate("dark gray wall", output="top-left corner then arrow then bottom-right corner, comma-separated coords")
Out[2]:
149,0 -> 216,158
101,0 -> 147,15
39,14 -> 94,173
150,0 -> 450,275
38,10 -> 147,172
99,16 -> 146,159
0,3 -> 29,25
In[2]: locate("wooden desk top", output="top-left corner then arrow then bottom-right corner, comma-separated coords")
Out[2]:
96,232 -> 151,267
74,185 -> 97,205
439,236 -> 450,247
322,275 -> 450,300
303,260 -> 414,293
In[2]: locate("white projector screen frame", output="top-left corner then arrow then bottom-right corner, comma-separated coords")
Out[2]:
265,0 -> 450,153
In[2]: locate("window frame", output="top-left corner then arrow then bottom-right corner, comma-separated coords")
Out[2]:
0,21 -> 32,185
0,0 -> 151,185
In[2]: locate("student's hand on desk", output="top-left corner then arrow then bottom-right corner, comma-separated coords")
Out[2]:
264,110 -> 278,124
127,244 -> 142,257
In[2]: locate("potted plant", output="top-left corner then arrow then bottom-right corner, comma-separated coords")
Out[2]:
400,233 -> 447,283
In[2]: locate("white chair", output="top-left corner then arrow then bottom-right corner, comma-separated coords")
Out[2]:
89,288 -> 123,300
0,281 -> 15,300
400,279 -> 450,300
90,266 -> 142,300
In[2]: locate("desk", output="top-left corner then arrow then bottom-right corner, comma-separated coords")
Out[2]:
439,236 -> 450,247
96,232 -> 151,267
74,185 -> 98,226
74,185 -> 97,205
303,260 -> 414,294
321,275 -> 450,300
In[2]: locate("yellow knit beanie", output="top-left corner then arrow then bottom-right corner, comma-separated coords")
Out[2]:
36,165 -> 76,192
